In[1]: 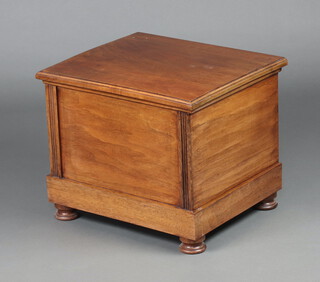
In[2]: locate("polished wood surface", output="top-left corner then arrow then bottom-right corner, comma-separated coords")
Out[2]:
58,87 -> 182,205
45,85 -> 62,177
190,75 -> 279,209
36,32 -> 287,111
55,204 -> 78,221
47,176 -> 196,239
47,163 -> 281,241
36,33 -> 287,254
179,236 -> 206,255
194,164 -> 281,239
255,192 -> 278,210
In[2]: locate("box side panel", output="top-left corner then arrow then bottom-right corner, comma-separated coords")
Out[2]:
58,88 -> 182,206
191,75 -> 279,209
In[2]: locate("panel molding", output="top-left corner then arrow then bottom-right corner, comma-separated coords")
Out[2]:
45,84 -> 62,177
179,112 -> 193,210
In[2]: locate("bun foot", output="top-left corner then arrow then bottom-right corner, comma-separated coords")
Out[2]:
179,236 -> 206,254
255,192 -> 278,210
55,204 -> 79,221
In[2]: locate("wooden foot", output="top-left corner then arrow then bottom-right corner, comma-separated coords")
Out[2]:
55,204 -> 79,221
179,236 -> 206,254
255,192 -> 278,210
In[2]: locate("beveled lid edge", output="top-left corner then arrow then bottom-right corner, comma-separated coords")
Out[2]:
35,71 -> 193,111
35,57 -> 287,113
191,57 -> 288,111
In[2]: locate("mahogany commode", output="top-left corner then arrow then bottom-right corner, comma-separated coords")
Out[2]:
36,32 -> 287,254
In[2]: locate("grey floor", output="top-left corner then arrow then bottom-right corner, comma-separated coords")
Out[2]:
1,1 -> 320,281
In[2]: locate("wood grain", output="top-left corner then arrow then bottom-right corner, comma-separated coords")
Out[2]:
46,163 -> 281,240
36,32 -> 287,112
190,75 -> 279,209
194,163 -> 282,238
45,84 -> 62,177
58,87 -> 182,206
37,33 -> 287,252
47,176 -> 196,239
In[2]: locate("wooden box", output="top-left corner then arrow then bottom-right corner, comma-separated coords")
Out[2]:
36,33 -> 287,254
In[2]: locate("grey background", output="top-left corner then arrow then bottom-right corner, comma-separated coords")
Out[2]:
1,0 -> 319,281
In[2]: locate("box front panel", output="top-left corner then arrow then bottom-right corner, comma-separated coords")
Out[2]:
58,88 -> 182,206
191,75 -> 279,209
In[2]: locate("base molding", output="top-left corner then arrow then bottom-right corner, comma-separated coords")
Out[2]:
47,176 -> 196,239
194,163 -> 282,238
47,163 -> 281,240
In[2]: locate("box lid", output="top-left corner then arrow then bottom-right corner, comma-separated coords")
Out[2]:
36,32 -> 287,112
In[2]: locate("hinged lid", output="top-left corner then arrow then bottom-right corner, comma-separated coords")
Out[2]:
36,32 -> 287,112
